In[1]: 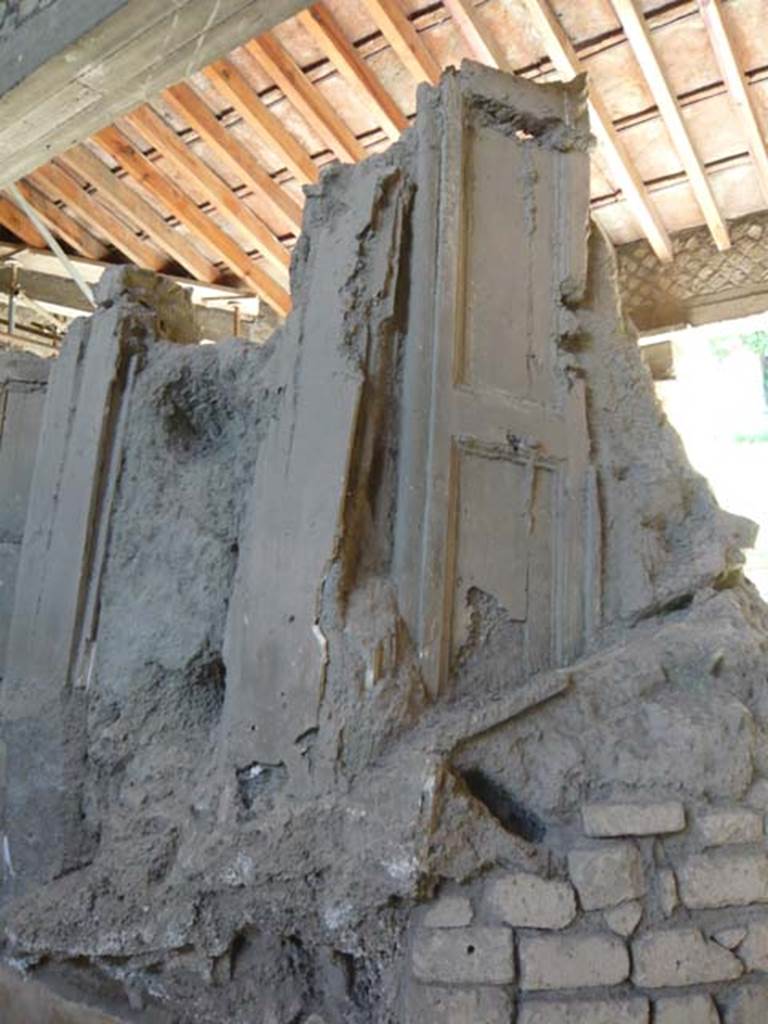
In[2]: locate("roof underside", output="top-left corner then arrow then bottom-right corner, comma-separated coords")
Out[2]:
0,0 -> 766,320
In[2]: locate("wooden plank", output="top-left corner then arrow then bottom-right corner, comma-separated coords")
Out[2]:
93,125 -> 292,315
59,144 -> 220,284
245,33 -> 367,162
360,0 -> 442,86
13,179 -> 110,261
698,0 -> 768,207
0,195 -> 46,249
522,0 -> 674,263
164,81 -> 305,230
31,163 -> 169,271
0,0 -> 312,191
126,105 -> 292,275
132,96 -> 301,234
297,4 -> 408,141
611,0 -> 729,251
203,59 -> 319,185
440,0 -> 510,70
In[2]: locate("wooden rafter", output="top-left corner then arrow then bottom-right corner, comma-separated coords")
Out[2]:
14,179 -> 110,261
203,59 -> 319,186
698,0 -> 768,206
245,33 -> 367,162
522,0 -> 674,263
159,83 -> 303,235
59,145 -> 220,284
361,0 -> 442,86
126,105 -> 291,276
440,0 -> 510,70
93,124 -> 292,315
611,0 -> 729,251
0,194 -> 46,249
31,163 -> 169,271
164,81 -> 305,234
297,4 -> 408,142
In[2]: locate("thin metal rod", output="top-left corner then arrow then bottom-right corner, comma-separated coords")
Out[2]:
8,184 -> 96,308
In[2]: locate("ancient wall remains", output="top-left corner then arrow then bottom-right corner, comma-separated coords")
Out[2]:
0,63 -> 766,1024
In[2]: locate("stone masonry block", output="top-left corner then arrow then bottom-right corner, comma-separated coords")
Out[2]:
412,926 -> 514,985
568,843 -> 645,910
486,873 -> 576,929
406,984 -> 511,1024
725,987 -> 768,1024
677,852 -> 768,908
518,997 -> 649,1024
633,927 -> 743,987
698,809 -> 763,846
604,900 -> 642,937
655,994 -> 721,1024
738,917 -> 768,971
583,801 -> 685,837
423,896 -> 473,928
519,933 -> 629,991
658,869 -> 679,916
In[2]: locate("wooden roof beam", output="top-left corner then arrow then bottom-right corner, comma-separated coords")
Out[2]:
361,0 -> 442,86
245,33 -> 367,162
163,82 -> 302,234
297,4 -> 408,142
0,194 -> 46,249
13,179 -> 110,261
440,0 -> 510,70
611,0 -> 729,251
164,81 -> 305,232
203,59 -> 319,185
522,0 -> 674,263
698,0 -> 768,206
126,105 -> 291,276
93,125 -> 292,316
59,145 -> 221,285
31,162 -> 170,271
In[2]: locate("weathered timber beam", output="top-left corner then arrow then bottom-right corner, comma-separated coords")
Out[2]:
59,144 -> 221,285
611,0 -> 730,251
93,125 -> 292,315
203,59 -> 319,186
297,4 -> 408,141
0,195 -> 46,249
360,0 -> 442,86
522,0 -> 674,263
31,163 -> 170,271
698,0 -> 768,206
439,0 -> 510,70
245,33 -> 367,162
126,105 -> 293,276
13,180 -> 111,262
0,0 -> 313,190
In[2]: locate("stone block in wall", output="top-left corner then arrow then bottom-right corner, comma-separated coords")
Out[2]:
604,900 -> 642,937
632,926 -> 743,987
655,994 -> 721,1024
738,917 -> 768,971
698,809 -> 763,847
518,933 -> 629,991
582,801 -> 685,837
405,984 -> 511,1024
422,896 -> 473,928
658,869 -> 679,916
517,997 -> 649,1023
485,873 -> 576,929
677,852 -> 768,908
411,926 -> 514,985
725,987 -> 768,1024
568,843 -> 645,910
